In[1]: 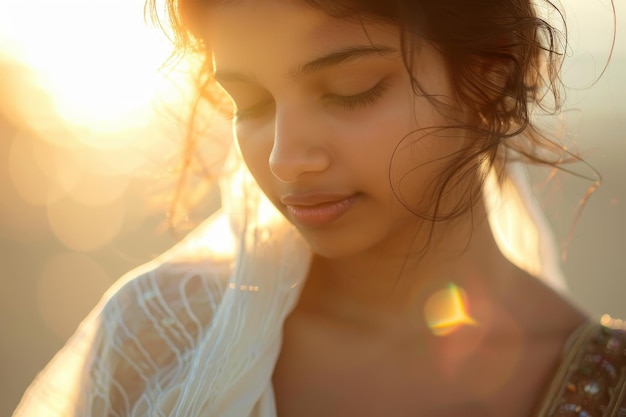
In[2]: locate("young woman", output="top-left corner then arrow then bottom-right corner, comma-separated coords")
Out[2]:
13,0 -> 624,416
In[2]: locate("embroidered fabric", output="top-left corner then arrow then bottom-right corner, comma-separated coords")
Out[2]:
535,318 -> 626,417
12,148 -> 567,417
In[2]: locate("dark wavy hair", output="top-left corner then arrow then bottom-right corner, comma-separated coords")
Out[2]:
146,0 -> 607,237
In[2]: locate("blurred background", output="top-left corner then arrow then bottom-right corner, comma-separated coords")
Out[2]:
0,0 -> 624,415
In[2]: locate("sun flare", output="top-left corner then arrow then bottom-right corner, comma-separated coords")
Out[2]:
0,0 -> 187,133
424,283 -> 477,336
0,0 -> 210,254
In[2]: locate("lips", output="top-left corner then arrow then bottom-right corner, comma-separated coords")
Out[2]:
280,193 -> 359,227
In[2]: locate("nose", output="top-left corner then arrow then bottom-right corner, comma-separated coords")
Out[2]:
269,106 -> 330,183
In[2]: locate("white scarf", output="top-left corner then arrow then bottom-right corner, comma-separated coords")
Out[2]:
12,147 -> 565,417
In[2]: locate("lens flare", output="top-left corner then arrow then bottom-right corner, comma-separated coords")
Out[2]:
424,283 -> 477,336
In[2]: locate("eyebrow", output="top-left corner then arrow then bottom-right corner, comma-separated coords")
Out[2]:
214,44 -> 398,83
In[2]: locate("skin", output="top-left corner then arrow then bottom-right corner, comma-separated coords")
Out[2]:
204,1 -> 587,416
211,3 -> 466,261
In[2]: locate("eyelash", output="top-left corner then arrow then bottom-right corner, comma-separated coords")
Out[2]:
325,80 -> 389,111
231,80 -> 389,123
231,100 -> 273,123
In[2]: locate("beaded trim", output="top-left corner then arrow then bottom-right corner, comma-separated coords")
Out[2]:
536,316 -> 626,417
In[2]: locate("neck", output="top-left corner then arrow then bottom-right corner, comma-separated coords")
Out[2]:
296,201 -> 526,332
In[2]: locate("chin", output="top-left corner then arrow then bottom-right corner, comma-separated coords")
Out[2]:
293,228 -> 363,260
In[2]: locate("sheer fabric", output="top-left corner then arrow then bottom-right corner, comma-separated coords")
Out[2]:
12,148 -> 564,417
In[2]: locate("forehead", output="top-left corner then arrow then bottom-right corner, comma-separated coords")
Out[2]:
202,1 -> 399,73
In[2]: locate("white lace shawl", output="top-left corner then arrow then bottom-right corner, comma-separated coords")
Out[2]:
11,149 -> 565,417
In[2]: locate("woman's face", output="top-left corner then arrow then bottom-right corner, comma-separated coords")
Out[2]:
206,0 -> 471,259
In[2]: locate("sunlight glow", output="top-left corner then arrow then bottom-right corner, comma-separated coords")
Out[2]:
257,194 -> 284,229
0,0 -> 208,254
47,197 -> 126,251
186,215 -> 236,259
0,0 -> 179,133
424,283 -> 477,336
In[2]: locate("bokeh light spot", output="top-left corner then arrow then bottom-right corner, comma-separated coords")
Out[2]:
28,134 -> 83,192
47,197 -> 125,252
8,131 -> 67,206
66,171 -> 131,208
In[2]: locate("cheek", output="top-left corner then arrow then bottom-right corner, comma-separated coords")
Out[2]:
390,123 -> 472,213
373,93 -> 470,207
236,129 -> 274,188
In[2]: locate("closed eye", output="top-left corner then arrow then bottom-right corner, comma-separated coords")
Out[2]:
325,79 -> 389,111
229,79 -> 389,123
230,99 -> 274,123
